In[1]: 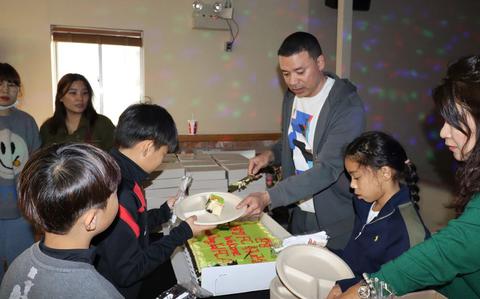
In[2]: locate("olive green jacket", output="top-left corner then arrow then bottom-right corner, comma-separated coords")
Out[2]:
40,114 -> 115,151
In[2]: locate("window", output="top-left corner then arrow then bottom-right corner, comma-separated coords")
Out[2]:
51,26 -> 143,124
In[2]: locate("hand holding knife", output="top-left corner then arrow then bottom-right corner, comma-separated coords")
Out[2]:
228,174 -> 263,193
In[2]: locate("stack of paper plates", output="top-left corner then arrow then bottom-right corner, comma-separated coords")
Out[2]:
275,245 -> 354,299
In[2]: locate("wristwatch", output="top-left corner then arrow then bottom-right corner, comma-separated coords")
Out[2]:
357,280 -> 371,299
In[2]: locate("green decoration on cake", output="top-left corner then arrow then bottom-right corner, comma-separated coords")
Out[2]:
205,193 -> 225,216
187,221 -> 280,273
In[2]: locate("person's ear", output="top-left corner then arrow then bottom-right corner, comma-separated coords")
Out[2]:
83,210 -> 98,232
380,166 -> 392,181
144,140 -> 155,157
138,140 -> 154,158
316,55 -> 325,71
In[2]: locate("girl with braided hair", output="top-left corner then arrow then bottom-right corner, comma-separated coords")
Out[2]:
328,131 -> 430,297
334,55 -> 480,299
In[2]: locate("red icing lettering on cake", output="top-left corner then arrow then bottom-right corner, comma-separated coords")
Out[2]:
186,222 -> 280,275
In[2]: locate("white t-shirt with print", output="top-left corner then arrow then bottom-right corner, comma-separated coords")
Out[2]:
287,77 -> 335,212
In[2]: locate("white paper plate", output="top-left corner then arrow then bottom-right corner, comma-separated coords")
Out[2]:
174,192 -> 246,225
276,245 -> 354,299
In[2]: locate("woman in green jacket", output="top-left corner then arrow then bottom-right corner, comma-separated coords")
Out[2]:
40,73 -> 115,151
335,55 -> 480,299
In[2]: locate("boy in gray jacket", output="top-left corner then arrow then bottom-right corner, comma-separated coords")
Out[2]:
0,143 -> 123,298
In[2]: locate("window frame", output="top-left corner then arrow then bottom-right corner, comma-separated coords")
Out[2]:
50,25 -> 145,122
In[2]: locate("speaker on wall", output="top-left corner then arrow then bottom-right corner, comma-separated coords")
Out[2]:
325,0 -> 371,11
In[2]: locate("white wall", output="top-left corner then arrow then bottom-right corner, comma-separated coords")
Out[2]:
5,0 -> 479,185
309,0 -> 480,185
1,0 -> 313,134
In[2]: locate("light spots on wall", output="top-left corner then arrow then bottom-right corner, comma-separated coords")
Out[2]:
242,9 -> 252,16
162,53 -> 174,63
200,31 -> 213,39
134,6 -> 148,15
270,77 -> 280,89
206,74 -> 223,87
248,73 -> 257,84
216,102 -> 234,118
422,29 -> 434,39
159,97 -> 176,108
180,47 -> 200,60
231,80 -> 240,89
232,110 -> 242,118
350,3 -> 479,179
361,38 -> 378,52
191,97 -> 202,107
356,20 -> 369,31
134,0 -> 480,183
241,95 -> 252,103
221,53 -> 231,62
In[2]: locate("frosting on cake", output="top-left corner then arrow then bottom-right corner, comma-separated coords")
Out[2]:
186,221 -> 280,277
205,193 -> 225,216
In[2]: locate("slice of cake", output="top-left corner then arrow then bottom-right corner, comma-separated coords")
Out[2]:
205,193 -> 225,216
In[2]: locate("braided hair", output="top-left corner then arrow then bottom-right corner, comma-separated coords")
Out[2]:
345,131 -> 420,205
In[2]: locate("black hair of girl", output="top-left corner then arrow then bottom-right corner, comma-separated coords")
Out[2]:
432,54 -> 480,215
0,63 -> 21,87
44,73 -> 98,134
345,131 -> 420,205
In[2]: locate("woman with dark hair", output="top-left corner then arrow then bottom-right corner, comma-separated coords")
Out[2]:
335,55 -> 480,299
40,73 -> 115,150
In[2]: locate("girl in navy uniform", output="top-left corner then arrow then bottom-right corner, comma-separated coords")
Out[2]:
328,131 -> 430,297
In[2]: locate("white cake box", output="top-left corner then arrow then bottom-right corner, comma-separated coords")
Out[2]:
171,213 -> 290,296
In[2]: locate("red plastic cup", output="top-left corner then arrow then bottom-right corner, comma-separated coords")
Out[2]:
188,119 -> 198,135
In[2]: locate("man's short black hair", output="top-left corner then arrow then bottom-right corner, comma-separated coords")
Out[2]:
115,103 -> 178,152
18,143 -> 121,234
277,31 -> 323,60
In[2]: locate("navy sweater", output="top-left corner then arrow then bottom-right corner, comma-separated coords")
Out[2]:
94,149 -> 192,299
334,185 -> 430,291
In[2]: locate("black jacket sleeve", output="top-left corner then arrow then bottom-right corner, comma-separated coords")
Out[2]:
147,202 -> 172,231
96,191 -> 193,288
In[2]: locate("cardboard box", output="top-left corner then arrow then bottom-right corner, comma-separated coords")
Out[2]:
145,177 -> 182,189
171,213 -> 291,296
221,164 -> 248,181
145,188 -> 178,210
180,160 -> 219,167
188,179 -> 228,190
177,153 -> 212,161
162,154 -> 179,163
210,153 -> 249,163
151,163 -> 185,179
185,166 -> 226,180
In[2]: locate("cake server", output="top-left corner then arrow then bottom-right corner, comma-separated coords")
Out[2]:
228,174 -> 262,192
